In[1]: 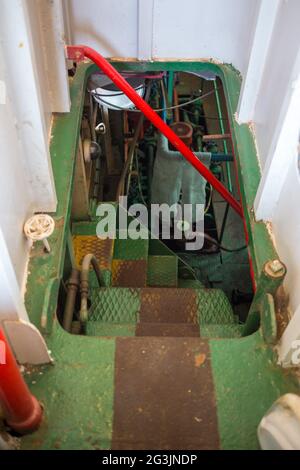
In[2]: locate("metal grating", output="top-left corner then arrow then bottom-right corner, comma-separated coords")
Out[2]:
89,287 -> 140,322
73,235 -> 114,271
140,288 -> 198,324
113,236 -> 149,260
112,259 -> 148,287
196,289 -> 234,325
147,255 -> 178,287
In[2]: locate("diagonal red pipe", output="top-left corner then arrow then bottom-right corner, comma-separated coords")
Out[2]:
66,45 -> 243,217
0,328 -> 42,434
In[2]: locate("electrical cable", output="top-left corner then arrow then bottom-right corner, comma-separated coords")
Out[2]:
94,88 -> 217,113
176,228 -> 246,252
183,108 -> 228,121
201,233 -> 247,252
204,184 -> 213,214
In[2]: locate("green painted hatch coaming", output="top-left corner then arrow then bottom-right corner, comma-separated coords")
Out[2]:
20,60 -> 299,450
26,60 -> 277,332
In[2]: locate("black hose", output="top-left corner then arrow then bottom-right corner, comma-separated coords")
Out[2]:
203,233 -> 247,252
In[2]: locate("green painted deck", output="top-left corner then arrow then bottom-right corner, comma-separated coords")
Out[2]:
19,60 -> 300,450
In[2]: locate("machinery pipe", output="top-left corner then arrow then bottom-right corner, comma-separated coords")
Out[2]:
66,45 -> 243,218
63,268 -> 80,332
211,153 -> 233,162
0,328 -> 43,434
79,254 -> 104,322
202,133 -> 231,141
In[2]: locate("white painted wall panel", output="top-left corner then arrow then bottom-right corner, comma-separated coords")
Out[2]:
0,44 -> 33,288
0,0 -> 70,289
68,0 -> 260,75
152,0 -> 259,74
253,0 -> 300,170
272,156 -> 300,313
251,0 -> 300,333
67,0 -> 139,57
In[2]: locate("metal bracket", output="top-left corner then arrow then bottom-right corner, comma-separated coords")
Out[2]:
65,45 -> 85,62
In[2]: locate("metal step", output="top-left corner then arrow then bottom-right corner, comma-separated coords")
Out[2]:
147,255 -> 178,287
86,322 -> 201,337
111,337 -> 219,449
85,321 -> 243,339
88,287 -> 235,327
112,234 -> 149,287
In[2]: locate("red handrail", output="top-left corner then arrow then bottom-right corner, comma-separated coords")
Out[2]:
0,328 -> 42,434
66,45 -> 243,217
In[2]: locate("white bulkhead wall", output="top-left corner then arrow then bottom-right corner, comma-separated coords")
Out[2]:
0,0 -> 69,362
0,0 -> 70,289
67,0 -> 260,74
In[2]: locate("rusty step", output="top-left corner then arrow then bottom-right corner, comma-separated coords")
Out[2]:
112,337 -> 219,449
88,287 -> 235,326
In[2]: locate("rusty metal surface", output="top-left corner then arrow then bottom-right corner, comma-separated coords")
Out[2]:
140,288 -> 198,324
274,285 -> 291,339
73,235 -> 114,270
112,259 -> 147,287
112,337 -> 219,449
136,322 -> 200,337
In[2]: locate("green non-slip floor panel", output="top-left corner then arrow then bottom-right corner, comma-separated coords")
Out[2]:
21,324 -> 115,450
85,322 -> 244,339
86,322 -> 136,337
147,255 -> 178,287
113,236 -> 149,261
201,324 -> 243,338
21,328 -> 299,450
210,331 -> 300,450
196,289 -> 234,325
89,288 -> 140,323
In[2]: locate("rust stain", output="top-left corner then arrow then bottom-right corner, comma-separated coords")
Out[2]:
274,285 -> 291,339
112,337 -> 219,449
194,353 -> 206,367
112,259 -> 147,287
140,288 -> 198,324
136,322 -> 200,337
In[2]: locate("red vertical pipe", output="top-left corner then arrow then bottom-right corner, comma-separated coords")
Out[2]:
66,45 -> 243,217
0,328 -> 42,434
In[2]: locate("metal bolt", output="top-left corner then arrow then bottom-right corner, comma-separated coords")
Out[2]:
265,259 -> 286,278
95,122 -> 106,134
269,260 -> 284,273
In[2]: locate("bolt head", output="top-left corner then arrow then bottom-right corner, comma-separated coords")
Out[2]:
269,260 -> 284,273
265,259 -> 286,278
